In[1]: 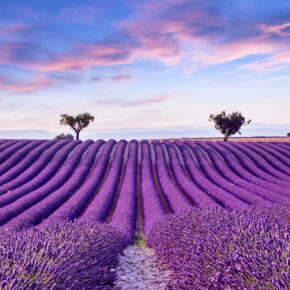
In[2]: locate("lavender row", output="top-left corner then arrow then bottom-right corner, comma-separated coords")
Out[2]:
263,142 -> 290,165
0,140 -> 87,227
0,140 -> 57,187
218,141 -> 290,193
175,141 -> 249,210
276,142 -> 290,154
229,142 -> 290,185
207,141 -> 290,198
140,141 -> 167,234
110,140 -> 138,243
163,141 -> 218,208
81,140 -> 127,222
186,141 -> 272,206
241,142 -> 290,178
196,141 -> 289,203
3,140 -> 104,231
152,141 -> 192,213
0,140 -> 23,164
0,140 -> 70,195
0,139 -> 11,150
0,140 -> 45,177
0,140 -> 78,207
44,140 -> 116,223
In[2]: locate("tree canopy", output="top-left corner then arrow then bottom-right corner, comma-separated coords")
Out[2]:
209,111 -> 251,141
54,133 -> 74,140
60,113 -> 95,140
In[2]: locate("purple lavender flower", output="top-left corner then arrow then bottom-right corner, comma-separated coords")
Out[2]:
147,205 -> 289,289
0,220 -> 127,289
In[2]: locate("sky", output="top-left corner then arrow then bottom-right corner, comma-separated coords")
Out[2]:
0,0 -> 289,134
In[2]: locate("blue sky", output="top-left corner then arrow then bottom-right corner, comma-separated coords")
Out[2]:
0,0 -> 289,132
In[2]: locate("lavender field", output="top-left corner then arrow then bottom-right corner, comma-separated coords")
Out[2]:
0,138 -> 289,288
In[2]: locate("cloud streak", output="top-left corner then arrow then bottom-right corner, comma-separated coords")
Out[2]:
109,75 -> 134,81
93,95 -> 170,107
0,75 -> 56,95
252,75 -> 290,84
237,50 -> 290,74
258,22 -> 290,37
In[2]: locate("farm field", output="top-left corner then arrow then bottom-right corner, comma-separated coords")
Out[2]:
0,138 -> 289,288
0,138 -> 289,234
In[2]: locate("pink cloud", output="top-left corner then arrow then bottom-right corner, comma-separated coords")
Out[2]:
236,50 -> 290,74
0,1 -> 288,76
120,1 -> 288,73
258,22 -> 290,37
0,76 -> 55,94
39,43 -> 137,72
0,42 -> 52,69
0,24 -> 39,36
252,75 -> 290,84
126,95 -> 170,106
93,95 -> 170,106
109,75 -> 134,81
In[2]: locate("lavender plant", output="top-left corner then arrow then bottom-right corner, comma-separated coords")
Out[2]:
110,140 -> 138,243
0,140 -> 44,176
220,142 -> 290,190
81,140 -> 127,222
257,143 -> 290,167
185,141 -> 271,206
196,141 -> 288,204
44,140 -> 115,223
0,141 -> 89,227
0,140 -> 56,187
164,141 -> 218,208
175,141 -> 249,210
0,220 -> 127,289
207,141 -> 290,198
140,140 -> 167,234
152,141 -> 191,213
0,140 -> 69,194
147,205 -> 289,289
243,142 -> 290,176
3,140 -> 103,231
232,142 -> 290,182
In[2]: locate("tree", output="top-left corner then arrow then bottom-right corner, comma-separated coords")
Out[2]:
287,133 -> 290,137
209,111 -> 251,141
60,113 -> 95,140
54,133 -> 74,140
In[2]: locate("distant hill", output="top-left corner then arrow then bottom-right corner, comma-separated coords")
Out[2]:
0,130 -> 54,139
0,123 -> 289,140
82,123 -> 290,140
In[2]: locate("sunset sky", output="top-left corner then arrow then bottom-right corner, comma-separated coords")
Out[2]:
0,0 -> 289,133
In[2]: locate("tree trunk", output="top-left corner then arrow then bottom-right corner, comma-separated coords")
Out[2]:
223,132 -> 229,142
76,131 -> 80,140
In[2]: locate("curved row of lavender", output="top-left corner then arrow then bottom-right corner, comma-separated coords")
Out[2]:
0,138 -> 288,239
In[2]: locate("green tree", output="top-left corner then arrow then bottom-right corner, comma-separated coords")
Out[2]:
60,113 -> 95,140
54,133 -> 74,140
287,133 -> 290,137
209,111 -> 251,141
